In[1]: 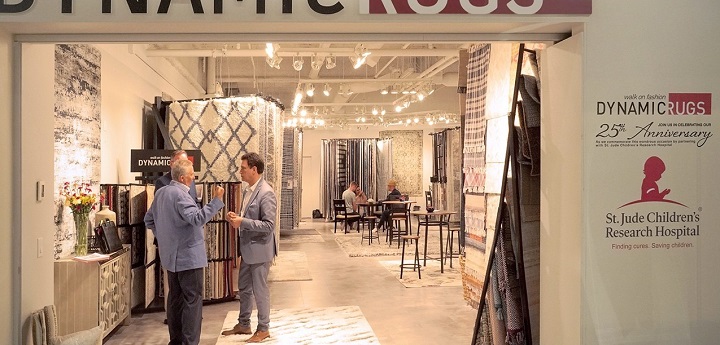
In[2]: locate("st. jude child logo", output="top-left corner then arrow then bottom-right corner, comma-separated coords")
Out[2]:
618,156 -> 687,208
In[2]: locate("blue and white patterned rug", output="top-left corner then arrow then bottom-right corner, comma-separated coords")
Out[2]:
216,306 -> 379,344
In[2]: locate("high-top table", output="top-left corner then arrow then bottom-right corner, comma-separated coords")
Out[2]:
410,210 -> 457,273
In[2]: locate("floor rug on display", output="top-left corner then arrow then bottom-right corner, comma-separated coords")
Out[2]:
216,306 -> 380,345
279,228 -> 325,244
268,251 -> 312,282
334,232 -> 444,258
379,259 -> 462,288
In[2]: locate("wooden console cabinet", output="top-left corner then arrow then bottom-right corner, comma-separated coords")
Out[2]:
54,247 -> 131,338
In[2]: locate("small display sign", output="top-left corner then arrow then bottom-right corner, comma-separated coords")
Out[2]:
130,149 -> 202,173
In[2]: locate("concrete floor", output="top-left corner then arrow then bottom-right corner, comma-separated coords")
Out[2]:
105,221 -> 477,344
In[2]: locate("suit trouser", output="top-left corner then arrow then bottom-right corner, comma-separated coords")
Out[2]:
237,260 -> 272,332
167,268 -> 204,345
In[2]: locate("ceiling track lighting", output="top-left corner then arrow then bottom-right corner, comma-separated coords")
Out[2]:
380,86 -> 389,95
265,43 -> 279,58
311,54 -> 323,71
351,44 -> 371,69
323,83 -> 332,97
266,55 -> 282,69
306,83 -> 315,97
292,54 -> 304,71
325,54 -> 336,69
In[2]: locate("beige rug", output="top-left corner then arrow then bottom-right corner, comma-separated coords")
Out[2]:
216,306 -> 380,344
334,232 -> 445,258
267,251 -> 311,282
379,259 -> 462,288
279,229 -> 325,244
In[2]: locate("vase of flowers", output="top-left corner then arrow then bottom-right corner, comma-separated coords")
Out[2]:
62,181 -> 98,256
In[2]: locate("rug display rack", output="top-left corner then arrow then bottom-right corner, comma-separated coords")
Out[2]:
471,43 -> 539,345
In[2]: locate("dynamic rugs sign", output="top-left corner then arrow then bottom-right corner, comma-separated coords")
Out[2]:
595,92 -> 713,148
0,0 -> 592,15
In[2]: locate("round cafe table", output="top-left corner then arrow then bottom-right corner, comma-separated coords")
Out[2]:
410,209 -> 457,273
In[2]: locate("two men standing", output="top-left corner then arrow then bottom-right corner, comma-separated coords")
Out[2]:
146,151 -> 277,344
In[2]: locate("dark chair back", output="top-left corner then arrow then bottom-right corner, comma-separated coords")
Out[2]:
333,199 -> 348,217
425,190 -> 433,208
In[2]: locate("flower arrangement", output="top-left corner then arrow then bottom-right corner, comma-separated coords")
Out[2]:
61,181 -> 98,214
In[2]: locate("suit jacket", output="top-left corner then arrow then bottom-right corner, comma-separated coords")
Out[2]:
238,178 -> 277,264
144,180 -> 224,272
155,172 -> 199,204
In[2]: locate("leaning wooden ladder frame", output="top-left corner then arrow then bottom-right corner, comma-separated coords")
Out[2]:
471,43 -> 535,345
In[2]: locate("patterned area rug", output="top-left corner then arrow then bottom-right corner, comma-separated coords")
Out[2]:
279,229 -> 324,244
379,259 -> 462,288
334,232 -> 444,258
216,306 -> 379,344
268,251 -> 311,282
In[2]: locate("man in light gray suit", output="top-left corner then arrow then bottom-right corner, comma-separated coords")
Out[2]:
222,152 -> 277,343
145,159 -> 225,345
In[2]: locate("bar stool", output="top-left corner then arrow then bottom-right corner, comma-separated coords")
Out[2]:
400,235 -> 421,279
444,226 -> 461,268
360,215 -> 379,245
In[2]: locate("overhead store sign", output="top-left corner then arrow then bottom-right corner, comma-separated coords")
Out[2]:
0,0 -> 591,15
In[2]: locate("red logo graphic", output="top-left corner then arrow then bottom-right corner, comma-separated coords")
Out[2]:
361,0 -> 592,15
667,93 -> 711,115
619,156 -> 687,208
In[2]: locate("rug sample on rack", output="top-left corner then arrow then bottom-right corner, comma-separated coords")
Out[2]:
334,232 -> 442,258
379,130 -> 423,196
463,44 -> 491,193
53,44 -> 102,259
379,259 -> 462,288
216,306 -> 379,345
268,251 -> 312,282
166,96 -> 283,186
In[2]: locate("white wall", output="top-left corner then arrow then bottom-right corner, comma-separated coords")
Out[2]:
582,2 -> 720,344
19,44 -> 56,343
299,124 -> 453,219
15,43 -> 204,344
97,44 -> 204,184
0,27 -> 17,345
541,33 -> 583,345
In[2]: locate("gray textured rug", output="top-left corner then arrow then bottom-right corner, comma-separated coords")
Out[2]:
268,251 -> 312,282
216,306 -> 380,344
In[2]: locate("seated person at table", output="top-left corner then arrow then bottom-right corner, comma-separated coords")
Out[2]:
341,181 -> 362,226
374,179 -> 404,233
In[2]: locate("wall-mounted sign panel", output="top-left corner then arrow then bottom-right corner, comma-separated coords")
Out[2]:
130,149 -> 202,173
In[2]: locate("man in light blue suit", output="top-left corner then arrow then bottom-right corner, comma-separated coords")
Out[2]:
145,159 -> 225,345
222,152 -> 277,343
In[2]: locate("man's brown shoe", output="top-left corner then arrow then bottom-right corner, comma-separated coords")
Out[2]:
221,323 -> 252,336
246,330 -> 270,343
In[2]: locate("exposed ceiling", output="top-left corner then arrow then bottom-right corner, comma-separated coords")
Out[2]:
146,41 -> 470,128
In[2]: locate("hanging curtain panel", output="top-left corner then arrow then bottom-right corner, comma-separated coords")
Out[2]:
320,138 -> 383,217
379,130 -> 423,197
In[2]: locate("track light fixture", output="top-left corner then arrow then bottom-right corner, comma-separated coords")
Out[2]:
325,54 -> 336,69
266,55 -> 282,69
306,83 -> 315,97
323,83 -> 332,97
311,54 -> 323,70
372,107 -> 379,116
292,54 -> 304,71
265,43 -> 279,58
351,45 -> 371,69
380,86 -> 389,95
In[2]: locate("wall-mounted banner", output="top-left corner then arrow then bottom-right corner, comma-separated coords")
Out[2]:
130,149 -> 202,173
0,0 -> 591,16
594,92 -> 713,149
